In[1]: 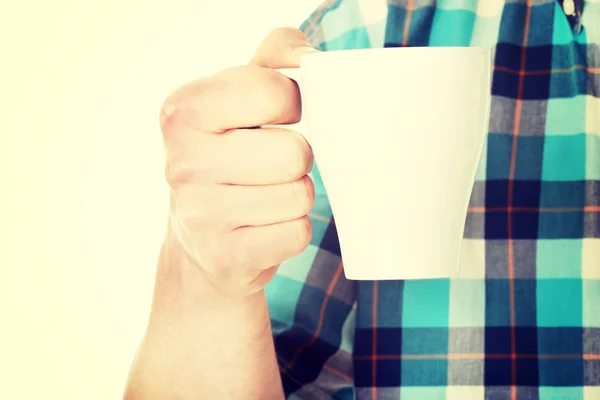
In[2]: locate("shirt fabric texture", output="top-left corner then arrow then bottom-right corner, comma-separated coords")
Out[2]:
265,1 -> 600,398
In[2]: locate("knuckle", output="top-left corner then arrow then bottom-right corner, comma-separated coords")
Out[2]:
164,145 -> 214,186
164,157 -> 190,186
159,94 -> 181,135
159,77 -> 214,135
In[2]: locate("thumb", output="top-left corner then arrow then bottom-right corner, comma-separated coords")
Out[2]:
249,27 -> 319,68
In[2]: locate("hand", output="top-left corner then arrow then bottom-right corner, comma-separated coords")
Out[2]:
159,27 -> 319,296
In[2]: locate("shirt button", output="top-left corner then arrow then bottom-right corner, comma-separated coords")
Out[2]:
563,0 -> 575,15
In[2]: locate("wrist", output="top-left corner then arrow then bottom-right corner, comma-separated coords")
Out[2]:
129,235 -> 282,400
151,231 -> 271,332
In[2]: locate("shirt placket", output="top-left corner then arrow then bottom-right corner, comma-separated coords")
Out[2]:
559,0 -> 585,35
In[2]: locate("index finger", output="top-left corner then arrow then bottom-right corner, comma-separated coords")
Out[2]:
160,65 -> 301,134
159,27 -> 318,134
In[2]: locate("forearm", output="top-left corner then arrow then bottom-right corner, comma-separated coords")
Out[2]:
124,234 -> 284,400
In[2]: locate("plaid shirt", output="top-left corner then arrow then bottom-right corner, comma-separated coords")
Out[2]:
265,1 -> 600,399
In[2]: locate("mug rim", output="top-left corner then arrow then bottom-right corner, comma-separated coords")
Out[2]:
301,46 -> 492,64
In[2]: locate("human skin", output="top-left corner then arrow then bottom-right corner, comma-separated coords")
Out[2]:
122,27 -> 319,400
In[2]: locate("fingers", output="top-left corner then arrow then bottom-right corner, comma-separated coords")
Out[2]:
159,27 -> 318,134
175,175 -> 315,231
160,66 -> 302,134
164,127 -> 313,186
249,27 -> 319,68
213,216 -> 313,272
158,26 -> 321,294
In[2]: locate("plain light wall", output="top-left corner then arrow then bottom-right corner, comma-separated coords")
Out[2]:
2,1 -> 323,399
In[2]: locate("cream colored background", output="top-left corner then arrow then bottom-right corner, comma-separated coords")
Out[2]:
1,1 -> 322,398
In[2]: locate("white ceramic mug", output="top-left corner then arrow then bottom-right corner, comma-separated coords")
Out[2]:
272,47 -> 492,280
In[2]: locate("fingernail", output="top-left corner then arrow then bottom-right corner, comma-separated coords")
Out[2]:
297,46 -> 319,54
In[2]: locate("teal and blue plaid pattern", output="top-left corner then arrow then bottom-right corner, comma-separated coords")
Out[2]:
265,1 -> 600,399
